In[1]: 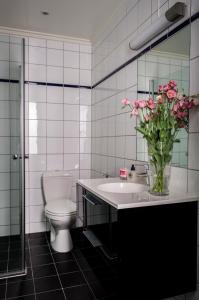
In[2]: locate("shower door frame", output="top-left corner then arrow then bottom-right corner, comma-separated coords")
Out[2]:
0,38 -> 26,279
19,37 -> 26,276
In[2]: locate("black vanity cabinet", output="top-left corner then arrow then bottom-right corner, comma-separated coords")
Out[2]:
117,201 -> 197,299
79,188 -> 118,259
77,185 -> 198,299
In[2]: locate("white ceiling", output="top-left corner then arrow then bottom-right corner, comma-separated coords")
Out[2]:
0,0 -> 123,41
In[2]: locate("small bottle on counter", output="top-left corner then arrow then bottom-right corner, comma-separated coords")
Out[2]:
128,164 -> 136,179
120,168 -> 128,180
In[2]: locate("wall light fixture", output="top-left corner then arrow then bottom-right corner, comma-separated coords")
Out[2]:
129,2 -> 186,51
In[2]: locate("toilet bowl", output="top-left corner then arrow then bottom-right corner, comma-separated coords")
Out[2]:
42,171 -> 76,253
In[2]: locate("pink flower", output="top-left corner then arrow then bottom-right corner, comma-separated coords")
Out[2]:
178,99 -> 193,109
159,85 -> 164,92
144,114 -> 151,122
157,95 -> 163,104
167,89 -> 177,99
133,100 -> 140,109
168,80 -> 177,88
179,100 -> 185,108
147,98 -> 155,109
121,98 -> 130,106
132,100 -> 146,108
163,85 -> 170,92
173,104 -> 179,112
131,108 -> 139,116
138,100 -> 147,108
177,111 -> 188,119
186,99 -> 196,109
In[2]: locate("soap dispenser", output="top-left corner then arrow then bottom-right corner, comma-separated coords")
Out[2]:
129,164 -> 136,179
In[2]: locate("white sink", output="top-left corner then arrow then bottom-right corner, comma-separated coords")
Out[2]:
97,182 -> 148,194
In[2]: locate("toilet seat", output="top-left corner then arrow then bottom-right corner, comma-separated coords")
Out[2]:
45,199 -> 76,216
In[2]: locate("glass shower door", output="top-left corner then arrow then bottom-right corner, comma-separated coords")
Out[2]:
0,37 -> 25,278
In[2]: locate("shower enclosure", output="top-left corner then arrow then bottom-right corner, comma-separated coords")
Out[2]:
0,35 -> 26,278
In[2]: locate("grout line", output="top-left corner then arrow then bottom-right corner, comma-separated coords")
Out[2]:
5,33 -> 11,288
31,288 -> 64,297
44,233 -> 67,300
5,292 -> 35,300
27,237 -> 36,300
71,250 -> 97,300
33,269 -> 83,280
79,49 -> 81,183
62,45 -> 65,173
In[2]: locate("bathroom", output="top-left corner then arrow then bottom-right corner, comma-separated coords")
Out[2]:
0,0 -> 199,299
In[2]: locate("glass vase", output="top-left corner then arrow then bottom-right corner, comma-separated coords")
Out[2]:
147,163 -> 171,196
147,142 -> 172,196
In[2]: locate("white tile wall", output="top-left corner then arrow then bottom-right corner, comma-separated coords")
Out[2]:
29,84 -> 46,102
47,40 -> 63,50
64,51 -> 79,68
64,104 -> 79,121
47,86 -> 63,103
64,121 -> 79,137
47,49 -> 63,67
80,69 -> 91,85
64,68 -> 79,85
29,64 -> 46,82
64,138 -> 79,153
47,66 -> 63,84
29,46 -> 46,65
64,87 -> 79,104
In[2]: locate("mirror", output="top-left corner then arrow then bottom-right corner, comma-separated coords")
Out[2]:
137,25 -> 190,168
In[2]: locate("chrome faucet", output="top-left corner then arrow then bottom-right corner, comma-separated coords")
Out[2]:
134,163 -> 149,176
144,164 -> 149,174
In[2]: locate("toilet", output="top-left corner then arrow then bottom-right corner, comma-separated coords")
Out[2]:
42,171 -> 76,253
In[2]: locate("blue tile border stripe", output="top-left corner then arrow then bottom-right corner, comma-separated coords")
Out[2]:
0,79 -> 19,84
137,90 -> 158,95
92,11 -> 199,89
27,81 -> 92,89
0,78 -> 91,89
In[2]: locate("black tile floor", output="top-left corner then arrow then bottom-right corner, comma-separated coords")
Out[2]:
0,236 -> 23,275
0,229 -> 118,300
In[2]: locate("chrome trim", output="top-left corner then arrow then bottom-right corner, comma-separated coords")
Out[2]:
83,230 -> 102,247
0,266 -> 27,280
83,195 -> 102,206
20,38 -> 26,272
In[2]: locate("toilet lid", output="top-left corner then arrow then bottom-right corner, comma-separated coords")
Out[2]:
45,199 -> 76,215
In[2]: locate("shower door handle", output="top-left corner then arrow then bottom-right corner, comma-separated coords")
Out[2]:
19,154 -> 29,159
12,154 -> 29,160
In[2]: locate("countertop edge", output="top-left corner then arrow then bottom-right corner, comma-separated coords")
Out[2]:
77,179 -> 199,209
